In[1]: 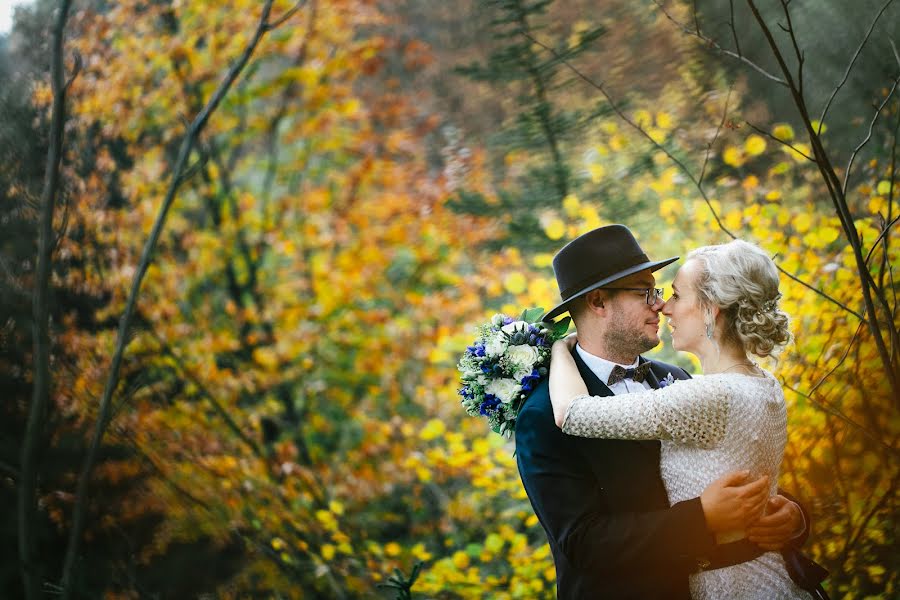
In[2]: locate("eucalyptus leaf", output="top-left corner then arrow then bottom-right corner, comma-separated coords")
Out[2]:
521,307 -> 545,322
551,317 -> 572,338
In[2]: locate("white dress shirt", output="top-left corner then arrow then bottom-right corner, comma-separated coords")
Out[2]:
575,344 -> 653,395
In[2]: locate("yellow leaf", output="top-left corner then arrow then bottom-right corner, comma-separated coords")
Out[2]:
811,120 -> 827,134
659,197 -> 683,220
656,111 -> 673,129
788,143 -> 811,162
544,218 -> 566,240
588,162 -> 605,183
533,253 -> 554,268
634,109 -> 652,128
385,542 -> 402,557
724,211 -> 743,231
793,213 -> 812,233
484,533 -> 504,554
321,544 -> 335,561
742,175 -> 760,190
723,146 -> 744,167
420,418 -> 446,441
744,135 -> 767,156
869,196 -> 886,214
765,190 -> 782,201
504,272 -> 527,295
562,193 -> 581,216
329,501 -> 344,516
876,180 -> 892,195
452,550 -> 470,569
772,123 -> 794,141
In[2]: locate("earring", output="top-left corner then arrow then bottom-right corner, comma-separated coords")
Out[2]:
705,320 -> 714,339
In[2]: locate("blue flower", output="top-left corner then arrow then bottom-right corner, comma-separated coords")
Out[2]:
466,342 -> 486,357
520,368 -> 542,392
480,394 -> 502,416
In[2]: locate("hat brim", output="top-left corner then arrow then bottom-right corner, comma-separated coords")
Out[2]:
541,256 -> 679,321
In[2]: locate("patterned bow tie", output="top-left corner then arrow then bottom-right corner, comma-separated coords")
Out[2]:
607,362 -> 651,386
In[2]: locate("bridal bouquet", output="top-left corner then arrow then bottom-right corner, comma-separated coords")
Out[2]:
457,308 -> 571,437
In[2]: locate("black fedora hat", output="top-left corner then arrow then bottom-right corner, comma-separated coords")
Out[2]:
543,224 -> 678,320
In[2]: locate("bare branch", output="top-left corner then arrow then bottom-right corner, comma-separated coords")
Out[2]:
63,52 -> 82,92
843,75 -> 900,194
782,382 -> 897,454
747,0 -> 900,398
865,215 -> 900,266
778,266 -> 865,321
265,0 -> 305,30
818,0 -> 895,129
525,30 -> 867,323
20,2 -> 74,598
60,2 -> 291,597
148,329 -> 264,459
653,0 -> 788,85
744,121 -> 815,161
840,473 -> 899,565
779,0 -> 805,98
699,88 -> 733,188
728,0 -> 742,56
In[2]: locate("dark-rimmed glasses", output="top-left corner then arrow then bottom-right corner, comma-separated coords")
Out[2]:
603,287 -> 665,305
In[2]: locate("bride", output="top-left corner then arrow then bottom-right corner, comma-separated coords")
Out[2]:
549,240 -> 816,599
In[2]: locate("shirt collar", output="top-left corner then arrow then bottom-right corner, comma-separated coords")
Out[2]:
575,344 -> 640,384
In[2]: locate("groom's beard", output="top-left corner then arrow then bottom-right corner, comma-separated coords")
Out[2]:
603,322 -> 659,358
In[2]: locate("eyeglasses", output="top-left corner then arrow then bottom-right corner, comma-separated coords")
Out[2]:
603,287 -> 665,305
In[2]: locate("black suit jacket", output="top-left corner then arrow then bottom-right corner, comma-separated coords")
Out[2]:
515,351 -> 716,599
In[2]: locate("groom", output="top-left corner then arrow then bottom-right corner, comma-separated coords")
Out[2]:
515,225 -> 806,599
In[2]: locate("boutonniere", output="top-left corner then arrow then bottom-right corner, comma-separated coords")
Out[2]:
658,372 -> 676,388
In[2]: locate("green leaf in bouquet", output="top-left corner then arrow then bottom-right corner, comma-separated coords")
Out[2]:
520,307 -> 545,323
551,317 -> 572,338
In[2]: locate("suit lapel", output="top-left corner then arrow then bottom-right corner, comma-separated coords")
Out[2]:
572,348 -> 615,397
640,356 -> 661,389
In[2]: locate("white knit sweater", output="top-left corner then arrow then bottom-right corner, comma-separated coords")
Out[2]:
562,371 -> 812,599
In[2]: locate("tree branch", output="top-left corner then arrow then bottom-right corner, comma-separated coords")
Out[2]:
818,0 -> 895,129
652,0 -> 788,85
59,2 -> 294,597
20,2 -> 73,599
843,76 -> 900,194
744,121 -> 815,161
524,30 -> 867,323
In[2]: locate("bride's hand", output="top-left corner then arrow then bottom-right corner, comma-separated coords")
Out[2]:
552,333 -> 578,353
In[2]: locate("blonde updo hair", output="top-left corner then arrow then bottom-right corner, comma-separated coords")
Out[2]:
686,240 -> 791,358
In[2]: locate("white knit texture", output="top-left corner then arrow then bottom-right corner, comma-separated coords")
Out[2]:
561,371 -> 812,599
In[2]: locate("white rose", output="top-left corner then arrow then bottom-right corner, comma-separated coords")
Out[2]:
506,343 -> 540,371
485,377 -> 521,404
484,332 -> 508,357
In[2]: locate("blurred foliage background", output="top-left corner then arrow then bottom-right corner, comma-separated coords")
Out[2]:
1,0 -> 897,597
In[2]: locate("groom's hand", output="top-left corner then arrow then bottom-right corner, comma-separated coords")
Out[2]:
700,470 -> 769,533
746,495 -> 804,550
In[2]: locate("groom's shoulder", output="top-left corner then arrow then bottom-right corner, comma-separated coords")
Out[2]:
516,377 -> 555,432
646,357 -> 692,380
